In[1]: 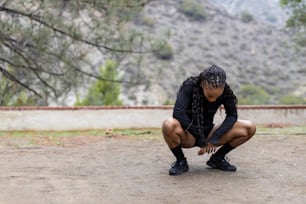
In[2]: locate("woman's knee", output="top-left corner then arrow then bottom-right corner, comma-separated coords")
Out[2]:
162,118 -> 186,148
244,120 -> 256,138
162,118 -> 173,130
162,118 -> 178,135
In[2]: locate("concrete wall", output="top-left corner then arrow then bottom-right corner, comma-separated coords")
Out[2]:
0,105 -> 305,131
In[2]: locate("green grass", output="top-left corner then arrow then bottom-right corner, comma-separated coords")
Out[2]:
0,126 -> 305,147
0,130 -> 106,138
0,128 -> 163,146
256,125 -> 306,135
0,126 -> 305,138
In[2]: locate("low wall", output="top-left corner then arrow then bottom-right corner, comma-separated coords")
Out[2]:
0,105 -> 305,131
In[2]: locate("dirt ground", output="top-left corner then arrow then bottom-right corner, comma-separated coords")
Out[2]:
0,129 -> 305,204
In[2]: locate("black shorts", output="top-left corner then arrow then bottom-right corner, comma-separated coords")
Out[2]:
194,124 -> 214,147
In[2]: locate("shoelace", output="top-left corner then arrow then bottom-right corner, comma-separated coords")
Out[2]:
224,156 -> 230,162
217,156 -> 232,168
171,160 -> 185,167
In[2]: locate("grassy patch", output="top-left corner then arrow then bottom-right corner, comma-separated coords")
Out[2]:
0,128 -> 163,146
0,130 -> 106,138
255,125 -> 306,136
0,126 -> 305,138
0,126 -> 304,147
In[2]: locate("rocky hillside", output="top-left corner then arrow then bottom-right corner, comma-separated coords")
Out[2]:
212,0 -> 288,27
119,0 -> 306,105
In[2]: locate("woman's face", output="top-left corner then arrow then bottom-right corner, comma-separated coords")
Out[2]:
200,81 -> 224,102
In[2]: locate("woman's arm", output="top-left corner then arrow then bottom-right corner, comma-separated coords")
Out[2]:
173,85 -> 199,138
208,97 -> 238,145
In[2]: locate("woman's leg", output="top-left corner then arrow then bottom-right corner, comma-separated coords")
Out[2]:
206,119 -> 256,171
162,117 -> 196,148
212,119 -> 256,147
162,118 -> 196,175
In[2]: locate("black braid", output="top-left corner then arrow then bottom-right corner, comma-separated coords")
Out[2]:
223,83 -> 238,104
191,82 -> 206,139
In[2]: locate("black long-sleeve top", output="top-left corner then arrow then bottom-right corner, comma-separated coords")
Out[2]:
173,84 -> 238,146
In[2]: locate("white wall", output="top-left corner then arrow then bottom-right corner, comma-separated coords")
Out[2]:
0,105 -> 305,131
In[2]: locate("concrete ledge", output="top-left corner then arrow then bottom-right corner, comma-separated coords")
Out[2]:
0,105 -> 305,131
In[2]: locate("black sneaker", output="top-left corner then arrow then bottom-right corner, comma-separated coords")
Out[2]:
169,158 -> 189,176
207,155 -> 237,172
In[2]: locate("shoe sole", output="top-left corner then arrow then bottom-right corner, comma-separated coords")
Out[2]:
169,167 -> 189,176
207,160 -> 237,172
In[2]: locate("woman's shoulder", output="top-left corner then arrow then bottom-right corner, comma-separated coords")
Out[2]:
179,83 -> 194,95
178,76 -> 198,92
219,83 -> 236,100
182,76 -> 198,87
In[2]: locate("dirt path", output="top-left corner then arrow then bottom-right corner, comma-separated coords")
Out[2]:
0,133 -> 305,204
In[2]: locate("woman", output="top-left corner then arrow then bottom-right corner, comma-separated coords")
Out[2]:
162,65 -> 256,176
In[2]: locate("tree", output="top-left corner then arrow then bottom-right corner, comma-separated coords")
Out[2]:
280,0 -> 306,34
0,67 -> 38,106
75,60 -> 122,106
0,0 -> 160,105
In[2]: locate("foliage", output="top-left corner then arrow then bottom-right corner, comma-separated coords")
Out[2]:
0,66 -> 38,106
75,60 -> 122,106
163,99 -> 174,105
295,35 -> 306,46
179,0 -> 207,21
238,85 -> 270,105
280,0 -> 306,34
142,16 -> 155,27
279,95 -> 306,104
153,40 -> 173,60
135,14 -> 155,27
240,11 -> 254,23
0,0 -> 160,105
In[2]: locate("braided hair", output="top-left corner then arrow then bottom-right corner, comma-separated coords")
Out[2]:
179,65 -> 237,139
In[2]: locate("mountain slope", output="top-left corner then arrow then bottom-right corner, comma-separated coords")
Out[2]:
212,0 -> 289,27
120,0 -> 306,105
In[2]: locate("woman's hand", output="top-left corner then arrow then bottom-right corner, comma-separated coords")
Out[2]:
198,143 -> 217,155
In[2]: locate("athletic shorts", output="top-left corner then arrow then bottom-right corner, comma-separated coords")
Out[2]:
193,124 -> 214,147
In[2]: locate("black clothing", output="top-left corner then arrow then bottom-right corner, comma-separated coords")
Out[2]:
169,158 -> 189,175
207,154 -> 237,172
173,83 -> 237,146
170,145 -> 185,162
213,143 -> 235,159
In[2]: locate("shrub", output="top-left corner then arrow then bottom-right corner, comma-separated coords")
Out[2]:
296,37 -> 306,47
238,85 -> 270,105
163,99 -> 174,105
153,41 -> 173,60
241,11 -> 254,23
179,0 -> 207,21
279,95 -> 306,104
142,16 -> 155,27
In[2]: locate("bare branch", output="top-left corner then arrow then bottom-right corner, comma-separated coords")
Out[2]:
0,5 -> 152,53
0,0 -> 163,105
0,65 -> 41,97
